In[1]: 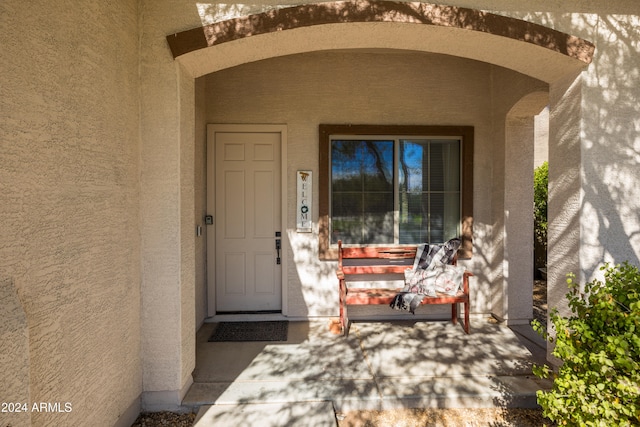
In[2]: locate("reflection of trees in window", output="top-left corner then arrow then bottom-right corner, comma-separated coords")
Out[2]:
331,138 -> 460,245
331,140 -> 394,244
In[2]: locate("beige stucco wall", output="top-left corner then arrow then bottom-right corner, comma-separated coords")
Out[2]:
534,107 -> 549,168
2,0 -> 638,419
1,1 -> 142,426
574,12 -> 640,278
0,278 -> 31,427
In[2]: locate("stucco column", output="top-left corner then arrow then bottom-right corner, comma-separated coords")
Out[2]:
503,115 -> 535,324
547,72 -> 583,362
490,69 -> 547,324
139,47 -> 196,411
178,66 -> 197,396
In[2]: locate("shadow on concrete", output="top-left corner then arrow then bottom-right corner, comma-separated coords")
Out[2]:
184,319 -> 550,425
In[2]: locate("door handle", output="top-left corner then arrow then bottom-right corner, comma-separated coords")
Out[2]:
275,239 -> 281,264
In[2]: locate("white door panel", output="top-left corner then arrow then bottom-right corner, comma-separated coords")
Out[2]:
209,128 -> 282,312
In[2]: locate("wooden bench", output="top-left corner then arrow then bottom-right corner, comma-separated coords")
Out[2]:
336,240 -> 473,336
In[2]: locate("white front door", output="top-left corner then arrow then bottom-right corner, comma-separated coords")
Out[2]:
207,126 -> 283,313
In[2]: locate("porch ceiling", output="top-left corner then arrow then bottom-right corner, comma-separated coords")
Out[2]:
165,1 -> 594,82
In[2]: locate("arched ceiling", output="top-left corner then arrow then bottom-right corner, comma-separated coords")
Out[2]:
166,1 -> 594,82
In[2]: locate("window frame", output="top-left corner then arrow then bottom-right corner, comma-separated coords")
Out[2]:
319,124 -> 473,260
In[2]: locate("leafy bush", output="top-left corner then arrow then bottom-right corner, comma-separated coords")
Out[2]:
534,161 -> 548,248
532,263 -> 640,426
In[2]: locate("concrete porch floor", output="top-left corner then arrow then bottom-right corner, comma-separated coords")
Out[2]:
183,319 -> 551,426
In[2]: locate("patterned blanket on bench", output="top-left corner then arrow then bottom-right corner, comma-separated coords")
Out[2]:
390,238 -> 463,313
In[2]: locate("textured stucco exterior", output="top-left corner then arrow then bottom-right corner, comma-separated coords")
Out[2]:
1,0 -> 639,424
1,1 -> 142,426
138,4 -> 197,410
1,278 -> 31,427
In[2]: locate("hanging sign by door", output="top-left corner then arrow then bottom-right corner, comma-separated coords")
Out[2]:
296,170 -> 312,232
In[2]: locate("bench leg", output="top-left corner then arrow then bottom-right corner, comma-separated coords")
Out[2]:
339,279 -> 349,336
451,303 -> 457,326
463,299 -> 470,334
341,304 -> 350,337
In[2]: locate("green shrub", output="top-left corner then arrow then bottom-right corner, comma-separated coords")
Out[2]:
534,161 -> 548,248
532,263 -> 640,426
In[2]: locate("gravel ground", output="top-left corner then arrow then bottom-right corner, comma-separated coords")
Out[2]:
337,407 -> 554,426
132,282 -> 551,426
131,411 -> 196,427
132,407 -> 554,426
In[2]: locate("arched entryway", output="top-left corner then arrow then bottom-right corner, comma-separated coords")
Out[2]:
166,1 -> 593,80
172,1 -> 594,321
148,0 -> 595,408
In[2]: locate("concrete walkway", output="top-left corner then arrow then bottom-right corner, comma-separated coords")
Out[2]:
184,320 -> 551,426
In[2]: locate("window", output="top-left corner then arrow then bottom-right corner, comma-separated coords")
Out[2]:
319,125 -> 473,259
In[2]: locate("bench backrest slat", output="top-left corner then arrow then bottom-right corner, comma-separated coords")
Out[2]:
338,240 -> 418,273
337,240 -> 460,276
339,246 -> 416,259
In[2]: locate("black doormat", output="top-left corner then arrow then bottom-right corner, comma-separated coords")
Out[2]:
208,321 -> 289,342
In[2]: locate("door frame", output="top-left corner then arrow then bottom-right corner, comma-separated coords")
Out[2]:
206,124 -> 288,317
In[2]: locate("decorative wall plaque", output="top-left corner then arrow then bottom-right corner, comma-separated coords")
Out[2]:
296,171 -> 312,232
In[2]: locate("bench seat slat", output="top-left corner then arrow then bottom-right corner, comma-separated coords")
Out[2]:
340,265 -> 409,275
345,288 -> 468,305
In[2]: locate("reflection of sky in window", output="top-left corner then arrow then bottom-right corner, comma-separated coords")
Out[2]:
401,140 -> 460,192
332,139 -> 459,192
400,140 -> 426,192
